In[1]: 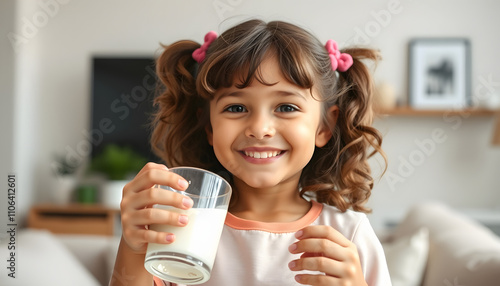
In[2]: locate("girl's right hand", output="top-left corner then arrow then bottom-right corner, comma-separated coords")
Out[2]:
120,162 -> 194,254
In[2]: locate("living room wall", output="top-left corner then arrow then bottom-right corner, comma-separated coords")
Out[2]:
4,0 -> 500,228
0,0 -> 17,234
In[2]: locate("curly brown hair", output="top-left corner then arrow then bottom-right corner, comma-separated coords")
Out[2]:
151,19 -> 386,213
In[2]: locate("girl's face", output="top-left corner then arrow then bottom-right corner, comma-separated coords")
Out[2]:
207,55 -> 333,190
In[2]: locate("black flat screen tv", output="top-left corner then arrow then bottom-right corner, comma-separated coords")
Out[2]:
90,56 -> 160,162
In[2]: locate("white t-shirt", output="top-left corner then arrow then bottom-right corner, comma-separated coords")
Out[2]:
154,200 -> 391,286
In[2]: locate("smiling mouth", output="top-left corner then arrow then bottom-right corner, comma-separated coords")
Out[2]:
243,150 -> 283,159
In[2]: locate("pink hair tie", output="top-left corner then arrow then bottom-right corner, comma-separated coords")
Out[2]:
192,31 -> 218,63
325,40 -> 353,72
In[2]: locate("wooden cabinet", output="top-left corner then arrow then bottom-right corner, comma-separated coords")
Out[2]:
28,204 -> 120,236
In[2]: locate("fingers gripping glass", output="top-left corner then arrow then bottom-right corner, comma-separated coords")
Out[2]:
144,167 -> 232,285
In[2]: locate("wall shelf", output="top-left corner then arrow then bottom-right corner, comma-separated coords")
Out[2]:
376,106 -> 499,117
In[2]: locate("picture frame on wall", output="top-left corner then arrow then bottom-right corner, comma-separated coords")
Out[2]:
408,38 -> 471,109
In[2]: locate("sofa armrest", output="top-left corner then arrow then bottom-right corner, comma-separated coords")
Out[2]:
392,202 -> 500,286
0,229 -> 101,286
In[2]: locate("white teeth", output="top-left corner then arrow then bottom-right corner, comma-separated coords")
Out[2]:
244,151 -> 281,159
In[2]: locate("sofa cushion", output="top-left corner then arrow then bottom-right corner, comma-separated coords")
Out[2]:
382,227 -> 428,286
392,202 -> 500,286
0,228 -> 101,286
58,233 -> 120,286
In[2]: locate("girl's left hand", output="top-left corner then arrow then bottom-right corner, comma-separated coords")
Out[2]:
288,225 -> 368,286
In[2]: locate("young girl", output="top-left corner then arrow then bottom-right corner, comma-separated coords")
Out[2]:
112,19 -> 391,286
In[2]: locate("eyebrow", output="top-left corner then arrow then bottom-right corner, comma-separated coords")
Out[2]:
215,89 -> 308,103
215,91 -> 243,104
276,90 -> 308,101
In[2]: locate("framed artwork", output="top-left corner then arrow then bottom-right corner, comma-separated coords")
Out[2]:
408,38 -> 471,109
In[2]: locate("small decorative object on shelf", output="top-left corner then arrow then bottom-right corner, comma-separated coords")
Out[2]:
408,38 -> 471,110
374,82 -> 397,111
77,184 -> 98,204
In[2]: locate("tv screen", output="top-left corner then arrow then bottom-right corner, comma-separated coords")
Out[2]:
90,57 -> 161,162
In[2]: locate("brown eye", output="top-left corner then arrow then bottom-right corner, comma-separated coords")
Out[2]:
225,105 -> 246,113
276,104 -> 298,112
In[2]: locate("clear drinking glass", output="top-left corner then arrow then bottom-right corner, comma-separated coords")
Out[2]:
144,167 -> 232,285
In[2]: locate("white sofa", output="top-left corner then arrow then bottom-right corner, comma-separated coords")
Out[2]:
0,228 -> 119,286
1,202 -> 499,286
380,202 -> 500,286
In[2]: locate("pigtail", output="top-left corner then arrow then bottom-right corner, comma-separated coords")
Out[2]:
336,48 -> 379,128
303,48 -> 386,213
150,40 -> 213,168
337,48 -> 385,212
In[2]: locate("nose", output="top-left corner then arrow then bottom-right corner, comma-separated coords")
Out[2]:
245,111 -> 275,139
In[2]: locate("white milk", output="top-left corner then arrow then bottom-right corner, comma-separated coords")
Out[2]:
146,207 -> 227,274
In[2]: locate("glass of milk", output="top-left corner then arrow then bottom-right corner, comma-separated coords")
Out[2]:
144,167 -> 232,285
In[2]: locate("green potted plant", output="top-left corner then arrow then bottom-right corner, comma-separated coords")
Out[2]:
89,144 -> 147,208
52,153 -> 81,204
